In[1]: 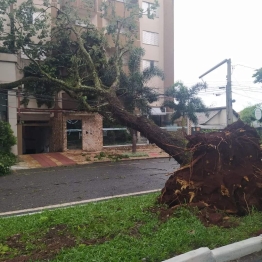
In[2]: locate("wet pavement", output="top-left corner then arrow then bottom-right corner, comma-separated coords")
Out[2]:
0,158 -> 179,213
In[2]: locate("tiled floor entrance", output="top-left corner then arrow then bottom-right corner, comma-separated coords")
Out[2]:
30,153 -> 75,167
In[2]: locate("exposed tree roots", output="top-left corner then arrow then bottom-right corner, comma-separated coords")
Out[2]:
159,120 -> 262,215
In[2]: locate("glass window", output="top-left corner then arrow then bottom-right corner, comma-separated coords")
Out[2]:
142,60 -> 158,70
142,1 -> 159,17
142,31 -> 159,45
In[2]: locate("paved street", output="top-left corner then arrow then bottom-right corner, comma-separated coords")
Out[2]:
0,158 -> 179,213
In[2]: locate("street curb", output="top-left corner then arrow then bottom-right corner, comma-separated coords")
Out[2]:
11,156 -> 172,174
162,236 -> 262,262
212,235 -> 262,262
164,248 -> 215,262
0,189 -> 161,217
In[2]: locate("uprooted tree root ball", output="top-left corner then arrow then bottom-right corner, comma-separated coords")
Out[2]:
159,120 -> 262,215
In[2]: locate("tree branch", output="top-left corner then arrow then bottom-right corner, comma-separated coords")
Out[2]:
0,77 -> 52,90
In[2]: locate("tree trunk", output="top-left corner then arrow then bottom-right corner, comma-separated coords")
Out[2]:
0,80 -> 188,165
131,129 -> 137,153
105,93 -> 188,165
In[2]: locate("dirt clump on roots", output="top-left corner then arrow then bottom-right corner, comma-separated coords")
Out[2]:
159,120 -> 262,216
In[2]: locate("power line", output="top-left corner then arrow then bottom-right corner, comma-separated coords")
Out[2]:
233,64 -> 257,70
232,91 -> 262,102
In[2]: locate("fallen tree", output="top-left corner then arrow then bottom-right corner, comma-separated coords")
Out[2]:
159,120 -> 262,215
0,0 -> 190,165
1,1 -> 262,215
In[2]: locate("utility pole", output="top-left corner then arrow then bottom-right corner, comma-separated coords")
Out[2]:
226,59 -> 233,125
199,59 -> 234,126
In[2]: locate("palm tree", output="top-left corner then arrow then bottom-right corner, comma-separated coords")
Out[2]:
163,81 -> 207,131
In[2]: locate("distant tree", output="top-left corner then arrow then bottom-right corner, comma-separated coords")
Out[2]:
239,104 -> 259,125
253,68 -> 262,84
163,81 -> 207,127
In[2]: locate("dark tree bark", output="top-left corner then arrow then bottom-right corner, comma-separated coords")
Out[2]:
131,129 -> 137,154
105,93 -> 188,165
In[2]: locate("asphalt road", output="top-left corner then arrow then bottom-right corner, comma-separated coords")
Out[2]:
0,158 -> 179,213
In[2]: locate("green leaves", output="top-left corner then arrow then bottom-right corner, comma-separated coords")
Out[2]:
253,68 -> 262,83
239,104 -> 258,125
0,121 -> 16,175
118,47 -> 161,114
0,120 -> 16,153
128,48 -> 145,74
164,81 -> 207,124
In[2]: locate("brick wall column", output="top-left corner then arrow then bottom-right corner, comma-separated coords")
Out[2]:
50,112 -> 64,152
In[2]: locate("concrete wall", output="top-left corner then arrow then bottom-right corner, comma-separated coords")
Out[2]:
8,91 -> 18,154
0,54 -> 18,154
207,109 -> 238,126
62,113 -> 103,152
163,0 -> 174,89
50,112 -> 103,152
139,0 -> 174,107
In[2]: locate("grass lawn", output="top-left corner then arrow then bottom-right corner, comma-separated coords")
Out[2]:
1,192 -> 262,262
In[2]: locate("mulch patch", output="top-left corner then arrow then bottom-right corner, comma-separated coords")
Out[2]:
197,207 -> 239,228
145,206 -> 177,223
128,222 -> 145,237
1,224 -> 108,262
146,204 -> 239,228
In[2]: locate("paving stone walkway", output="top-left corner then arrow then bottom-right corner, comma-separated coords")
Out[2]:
12,145 -> 169,170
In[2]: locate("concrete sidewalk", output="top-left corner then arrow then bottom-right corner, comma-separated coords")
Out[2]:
12,144 -> 169,171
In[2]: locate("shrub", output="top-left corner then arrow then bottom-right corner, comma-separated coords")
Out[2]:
0,121 -> 17,175
0,121 -> 16,153
0,153 -> 16,175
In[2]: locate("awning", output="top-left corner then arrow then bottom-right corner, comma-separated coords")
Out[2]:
150,107 -> 166,115
19,112 -> 50,121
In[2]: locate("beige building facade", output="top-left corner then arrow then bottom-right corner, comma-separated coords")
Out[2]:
188,107 -> 239,135
0,0 -> 174,155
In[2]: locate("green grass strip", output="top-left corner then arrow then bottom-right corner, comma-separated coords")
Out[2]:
1,193 -> 262,261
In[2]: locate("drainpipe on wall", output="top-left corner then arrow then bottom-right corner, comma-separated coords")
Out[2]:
17,89 -> 21,124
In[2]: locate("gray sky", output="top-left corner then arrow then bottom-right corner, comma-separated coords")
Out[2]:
174,0 -> 262,112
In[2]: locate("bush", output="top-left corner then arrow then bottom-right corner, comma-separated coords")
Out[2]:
0,121 -> 16,153
0,121 -> 17,175
0,153 -> 16,175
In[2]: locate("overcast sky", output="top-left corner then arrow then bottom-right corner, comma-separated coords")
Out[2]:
174,0 -> 262,112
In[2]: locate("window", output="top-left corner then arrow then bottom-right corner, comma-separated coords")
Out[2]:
21,46 -> 46,61
142,1 -> 159,17
75,20 -> 88,27
32,12 -> 44,24
142,60 -> 158,70
142,31 -> 159,45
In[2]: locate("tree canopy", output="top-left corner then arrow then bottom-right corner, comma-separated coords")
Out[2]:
0,0 -> 201,164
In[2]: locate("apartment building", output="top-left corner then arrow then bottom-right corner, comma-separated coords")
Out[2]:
0,0 -> 174,155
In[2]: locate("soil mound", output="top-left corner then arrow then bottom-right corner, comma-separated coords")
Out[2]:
159,120 -> 262,215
